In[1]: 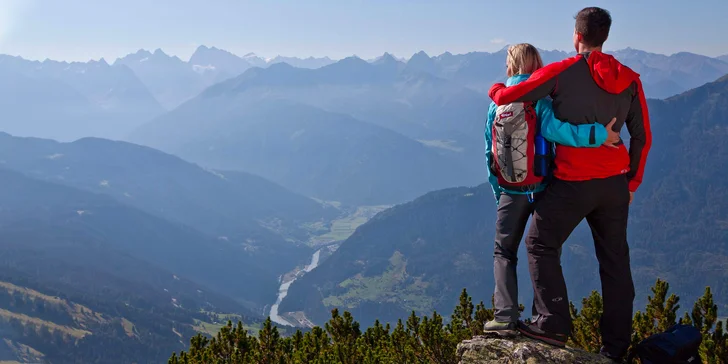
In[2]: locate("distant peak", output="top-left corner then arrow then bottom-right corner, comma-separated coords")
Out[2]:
153,48 -> 168,56
134,49 -> 153,56
331,56 -> 370,69
377,52 -> 396,61
408,51 -> 432,64
346,55 -> 368,63
372,52 -> 401,66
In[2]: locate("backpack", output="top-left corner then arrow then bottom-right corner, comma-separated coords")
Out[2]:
628,324 -> 702,364
491,101 -> 550,191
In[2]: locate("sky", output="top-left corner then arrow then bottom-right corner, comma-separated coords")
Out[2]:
1,0 -> 727,62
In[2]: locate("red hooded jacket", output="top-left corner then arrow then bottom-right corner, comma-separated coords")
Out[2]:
489,51 -> 652,192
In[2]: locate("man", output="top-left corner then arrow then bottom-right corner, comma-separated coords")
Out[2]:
488,7 -> 652,361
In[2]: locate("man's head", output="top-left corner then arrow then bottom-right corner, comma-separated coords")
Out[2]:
573,7 -> 612,53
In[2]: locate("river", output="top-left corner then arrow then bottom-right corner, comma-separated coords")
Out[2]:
269,248 -> 322,326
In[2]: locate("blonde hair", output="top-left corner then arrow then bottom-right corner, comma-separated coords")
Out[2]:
506,43 -> 544,77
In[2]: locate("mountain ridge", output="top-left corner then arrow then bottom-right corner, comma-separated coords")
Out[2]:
0,54 -> 164,141
130,99 -> 479,205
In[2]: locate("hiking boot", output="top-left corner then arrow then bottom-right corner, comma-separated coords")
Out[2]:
517,321 -> 567,348
599,348 -> 625,363
483,320 -> 518,337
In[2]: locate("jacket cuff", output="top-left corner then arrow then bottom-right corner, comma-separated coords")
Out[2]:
488,83 -> 506,103
592,125 -> 607,146
628,179 -> 640,192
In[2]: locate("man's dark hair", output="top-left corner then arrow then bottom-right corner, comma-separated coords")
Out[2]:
574,7 -> 612,48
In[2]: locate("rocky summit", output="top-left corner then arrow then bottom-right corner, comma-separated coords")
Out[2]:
457,334 -> 613,364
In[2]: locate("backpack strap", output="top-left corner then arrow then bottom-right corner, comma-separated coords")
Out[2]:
528,101 -> 540,134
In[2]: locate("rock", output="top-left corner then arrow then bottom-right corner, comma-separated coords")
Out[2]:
457,334 -> 614,364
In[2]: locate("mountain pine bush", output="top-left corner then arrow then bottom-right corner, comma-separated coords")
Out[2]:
169,281 -> 727,363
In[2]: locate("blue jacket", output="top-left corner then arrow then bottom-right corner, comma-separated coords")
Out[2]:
485,74 -> 608,203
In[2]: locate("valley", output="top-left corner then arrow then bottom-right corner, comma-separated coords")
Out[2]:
306,205 -> 391,246
270,205 -> 391,327
269,249 -> 323,327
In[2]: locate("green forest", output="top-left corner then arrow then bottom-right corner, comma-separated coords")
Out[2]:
169,280 -> 727,363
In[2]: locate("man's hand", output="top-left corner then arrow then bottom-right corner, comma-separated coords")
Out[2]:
603,117 -> 620,148
629,192 -> 634,204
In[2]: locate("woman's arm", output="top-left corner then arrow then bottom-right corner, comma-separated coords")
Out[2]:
484,103 -> 502,204
537,99 -> 607,147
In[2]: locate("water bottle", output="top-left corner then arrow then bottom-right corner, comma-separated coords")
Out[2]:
534,133 -> 549,177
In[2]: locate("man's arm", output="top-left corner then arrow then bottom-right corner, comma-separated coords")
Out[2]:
484,103 -> 502,204
537,99 -> 607,147
624,79 -> 652,192
488,56 -> 582,105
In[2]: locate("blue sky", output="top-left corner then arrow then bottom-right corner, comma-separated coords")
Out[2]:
1,0 -> 727,62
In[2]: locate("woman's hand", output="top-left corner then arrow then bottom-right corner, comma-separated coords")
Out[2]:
603,117 -> 620,148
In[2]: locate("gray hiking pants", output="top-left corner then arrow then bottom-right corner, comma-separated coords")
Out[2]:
493,192 -> 561,322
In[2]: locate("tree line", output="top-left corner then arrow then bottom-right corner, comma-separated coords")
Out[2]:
169,279 -> 727,363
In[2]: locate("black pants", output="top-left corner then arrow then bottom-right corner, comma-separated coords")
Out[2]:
493,192 -> 562,322
493,193 -> 537,322
525,175 -> 634,358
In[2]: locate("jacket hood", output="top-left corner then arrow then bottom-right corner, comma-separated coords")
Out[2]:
585,51 -> 640,94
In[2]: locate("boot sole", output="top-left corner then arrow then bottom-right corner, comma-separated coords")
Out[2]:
484,329 -> 519,337
518,327 -> 566,348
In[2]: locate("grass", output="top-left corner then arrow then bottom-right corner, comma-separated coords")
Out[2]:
0,308 -> 90,339
0,280 -> 111,341
0,281 -> 106,328
308,205 -> 390,246
2,339 -> 44,363
0,282 -> 65,306
322,251 -> 434,313
194,311 -> 260,336
193,319 -> 261,336
121,318 -> 136,337
193,319 -> 227,336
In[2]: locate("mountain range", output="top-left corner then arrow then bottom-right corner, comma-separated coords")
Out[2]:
126,47 -> 728,205
3,45 -> 727,143
280,74 -> 728,326
0,133 -> 339,309
128,58 -> 488,205
114,46 -> 335,109
0,55 -> 164,141
403,47 -> 728,99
